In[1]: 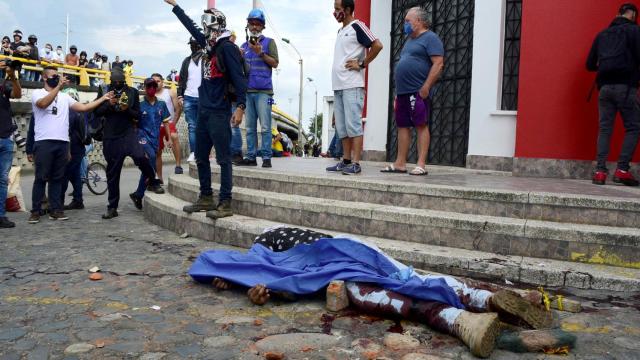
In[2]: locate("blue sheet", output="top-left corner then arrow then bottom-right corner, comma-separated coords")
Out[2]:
189,238 -> 464,309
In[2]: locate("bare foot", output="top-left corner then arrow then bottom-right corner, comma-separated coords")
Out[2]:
247,284 -> 270,305
212,277 -> 231,290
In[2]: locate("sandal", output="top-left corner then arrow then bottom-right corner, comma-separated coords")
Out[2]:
380,164 -> 407,173
409,166 -> 428,176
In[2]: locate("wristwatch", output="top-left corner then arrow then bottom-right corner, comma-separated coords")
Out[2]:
358,60 -> 366,69
237,103 -> 246,111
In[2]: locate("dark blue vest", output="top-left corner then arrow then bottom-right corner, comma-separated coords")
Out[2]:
241,36 -> 273,91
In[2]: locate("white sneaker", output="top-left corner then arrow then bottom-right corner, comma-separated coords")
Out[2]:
187,152 -> 195,163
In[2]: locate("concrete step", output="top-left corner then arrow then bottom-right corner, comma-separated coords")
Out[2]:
197,166 -> 640,229
169,174 -> 640,269
143,190 -> 640,292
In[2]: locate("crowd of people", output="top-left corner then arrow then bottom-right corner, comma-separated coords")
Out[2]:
0,29 -> 137,86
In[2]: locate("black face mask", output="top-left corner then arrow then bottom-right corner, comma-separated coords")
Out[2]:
112,81 -> 125,90
46,75 -> 60,88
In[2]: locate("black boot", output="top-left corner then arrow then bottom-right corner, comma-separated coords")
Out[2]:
183,194 -> 216,213
102,208 -> 119,219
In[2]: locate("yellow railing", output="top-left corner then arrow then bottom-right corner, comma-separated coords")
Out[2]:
0,55 -> 176,90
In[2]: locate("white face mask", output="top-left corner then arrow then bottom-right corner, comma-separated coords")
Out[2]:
56,49 -> 62,55
45,48 -> 51,54
250,30 -> 262,37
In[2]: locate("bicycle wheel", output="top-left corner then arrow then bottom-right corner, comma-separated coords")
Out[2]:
86,162 -> 108,195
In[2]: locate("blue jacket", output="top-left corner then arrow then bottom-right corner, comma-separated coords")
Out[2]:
172,5 -> 247,112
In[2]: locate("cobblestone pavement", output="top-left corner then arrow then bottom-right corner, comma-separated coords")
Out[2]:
0,169 -> 639,359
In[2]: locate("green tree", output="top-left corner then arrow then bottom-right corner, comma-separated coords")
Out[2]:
308,113 -> 323,142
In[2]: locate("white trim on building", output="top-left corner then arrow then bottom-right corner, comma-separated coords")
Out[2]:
467,0 -> 517,158
362,0 -> 392,155
322,96 -> 335,153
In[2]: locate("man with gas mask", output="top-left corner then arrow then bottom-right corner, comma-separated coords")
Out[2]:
165,0 -> 248,220
235,8 -> 279,168
95,68 -> 165,220
28,67 -> 113,224
178,37 -> 205,165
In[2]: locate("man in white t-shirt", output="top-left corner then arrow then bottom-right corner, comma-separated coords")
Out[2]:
326,0 -> 382,175
178,37 -> 204,164
28,66 -> 113,224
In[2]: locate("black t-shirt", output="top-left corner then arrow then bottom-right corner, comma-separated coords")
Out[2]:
0,82 -> 13,138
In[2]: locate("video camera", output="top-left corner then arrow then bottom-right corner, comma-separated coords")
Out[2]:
9,122 -> 26,148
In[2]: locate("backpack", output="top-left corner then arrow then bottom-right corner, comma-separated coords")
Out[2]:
598,24 -> 636,74
215,38 -> 249,102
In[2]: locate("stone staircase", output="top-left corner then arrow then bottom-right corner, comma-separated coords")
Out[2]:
144,161 -> 640,292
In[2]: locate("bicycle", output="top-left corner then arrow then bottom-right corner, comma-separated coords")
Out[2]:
83,162 -> 108,195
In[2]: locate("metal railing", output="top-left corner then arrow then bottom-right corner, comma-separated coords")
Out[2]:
0,54 -> 177,90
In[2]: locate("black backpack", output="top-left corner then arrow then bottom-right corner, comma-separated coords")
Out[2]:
215,39 -> 249,102
598,24 -> 636,74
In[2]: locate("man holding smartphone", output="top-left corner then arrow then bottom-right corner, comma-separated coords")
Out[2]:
236,8 -> 279,168
29,67 -> 113,224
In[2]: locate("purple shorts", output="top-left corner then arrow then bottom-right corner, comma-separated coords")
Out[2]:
394,92 -> 431,128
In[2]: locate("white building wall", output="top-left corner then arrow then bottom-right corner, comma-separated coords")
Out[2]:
467,0 -> 517,158
363,0 -> 392,155
321,96 -> 335,153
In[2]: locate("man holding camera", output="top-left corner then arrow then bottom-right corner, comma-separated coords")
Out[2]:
236,8 -> 279,168
96,68 -> 165,220
0,60 -> 22,228
29,66 -> 113,224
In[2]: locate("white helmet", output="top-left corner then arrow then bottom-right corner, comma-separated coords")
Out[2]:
202,8 -> 226,39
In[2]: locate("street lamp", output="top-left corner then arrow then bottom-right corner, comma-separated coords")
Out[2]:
306,77 -> 318,142
281,38 -> 304,147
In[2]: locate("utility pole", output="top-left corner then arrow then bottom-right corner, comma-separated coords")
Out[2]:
253,0 -> 259,9
307,77 -> 318,141
282,38 -> 304,146
64,13 -> 70,53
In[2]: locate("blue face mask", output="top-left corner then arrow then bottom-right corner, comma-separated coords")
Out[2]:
403,21 -> 413,35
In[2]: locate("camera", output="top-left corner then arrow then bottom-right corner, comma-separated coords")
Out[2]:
250,36 -> 259,45
13,129 -> 26,148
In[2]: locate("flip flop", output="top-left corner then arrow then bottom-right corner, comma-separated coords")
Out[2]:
409,166 -> 428,176
380,164 -> 407,173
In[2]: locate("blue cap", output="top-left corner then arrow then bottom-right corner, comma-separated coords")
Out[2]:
247,8 -> 266,25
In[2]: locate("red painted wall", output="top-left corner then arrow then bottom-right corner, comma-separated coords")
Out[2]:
515,1 -> 635,161
355,0 -> 371,118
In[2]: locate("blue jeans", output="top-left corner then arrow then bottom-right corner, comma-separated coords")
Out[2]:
231,126 -> 243,157
0,138 -> 14,218
245,92 -> 273,160
134,142 -> 157,198
80,143 -> 94,179
61,153 -> 84,204
195,110 -> 232,202
328,133 -> 343,158
183,95 -> 199,153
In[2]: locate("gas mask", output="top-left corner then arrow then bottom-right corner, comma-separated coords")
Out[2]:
202,8 -> 227,44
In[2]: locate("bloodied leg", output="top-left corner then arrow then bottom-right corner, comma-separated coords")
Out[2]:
346,282 -> 500,358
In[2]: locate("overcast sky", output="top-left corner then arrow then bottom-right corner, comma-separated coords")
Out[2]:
0,0 -> 351,128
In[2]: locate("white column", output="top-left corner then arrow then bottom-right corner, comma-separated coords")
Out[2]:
322,96 -> 334,153
467,0 -> 517,158
363,0 -> 392,155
